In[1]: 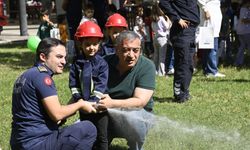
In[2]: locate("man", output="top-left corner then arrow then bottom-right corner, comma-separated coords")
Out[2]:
10,38 -> 97,150
198,0 -> 226,77
62,0 -> 83,40
98,30 -> 156,150
159,0 -> 200,103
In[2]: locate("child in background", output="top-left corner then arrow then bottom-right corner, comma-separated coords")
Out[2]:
133,6 -> 147,54
37,9 -> 55,40
79,2 -> 97,25
69,21 -> 109,150
151,4 -> 172,76
143,6 -> 154,59
98,13 -> 128,56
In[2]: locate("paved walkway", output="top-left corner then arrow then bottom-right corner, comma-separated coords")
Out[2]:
0,24 -> 39,45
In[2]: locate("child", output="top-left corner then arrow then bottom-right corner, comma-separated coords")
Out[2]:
79,2 -> 97,25
98,13 -> 128,56
37,9 -> 55,40
133,6 -> 147,54
69,21 -> 109,150
151,4 -> 172,76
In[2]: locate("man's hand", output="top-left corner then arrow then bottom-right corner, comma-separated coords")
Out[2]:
178,19 -> 190,29
98,94 -> 113,108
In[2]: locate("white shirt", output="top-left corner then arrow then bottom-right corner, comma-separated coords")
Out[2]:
198,0 -> 222,37
151,16 -> 171,38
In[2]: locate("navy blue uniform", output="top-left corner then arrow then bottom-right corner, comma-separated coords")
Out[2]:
69,54 -> 109,150
98,39 -> 116,57
10,63 -> 96,150
69,54 -> 109,102
159,0 -> 200,102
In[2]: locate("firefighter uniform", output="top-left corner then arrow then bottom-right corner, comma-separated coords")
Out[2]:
10,64 -> 96,150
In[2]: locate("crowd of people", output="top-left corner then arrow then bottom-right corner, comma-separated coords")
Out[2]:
10,0 -> 250,150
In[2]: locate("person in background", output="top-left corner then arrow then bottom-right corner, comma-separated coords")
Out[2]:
234,0 -> 250,67
165,42 -> 175,75
218,2 -> 233,65
90,0 -> 110,31
79,2 -> 97,25
133,6 -> 147,54
99,30 -> 156,150
107,3 -> 118,16
62,0 -> 83,40
143,6 -> 154,59
10,38 -> 97,150
159,0 -> 200,103
98,13 -> 128,57
57,14 -> 69,44
151,4 -> 172,77
37,9 -> 55,40
69,21 -> 109,150
198,0 -> 225,77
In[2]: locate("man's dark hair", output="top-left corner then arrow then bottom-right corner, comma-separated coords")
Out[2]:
36,38 -> 65,62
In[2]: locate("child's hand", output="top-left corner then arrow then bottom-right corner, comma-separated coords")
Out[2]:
94,103 -> 107,113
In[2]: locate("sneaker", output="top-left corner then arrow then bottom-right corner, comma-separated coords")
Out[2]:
206,72 -> 225,78
167,68 -> 174,75
214,72 -> 226,77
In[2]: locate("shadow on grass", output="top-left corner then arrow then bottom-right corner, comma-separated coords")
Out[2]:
109,145 -> 128,150
0,51 -> 35,69
0,43 -> 27,49
153,96 -> 174,103
197,78 -> 250,83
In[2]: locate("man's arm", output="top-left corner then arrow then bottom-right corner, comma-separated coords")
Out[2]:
159,0 -> 189,28
99,87 -> 154,109
159,0 -> 180,23
42,95 -> 96,122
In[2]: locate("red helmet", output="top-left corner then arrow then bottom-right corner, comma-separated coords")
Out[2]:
105,13 -> 128,28
75,21 -> 103,40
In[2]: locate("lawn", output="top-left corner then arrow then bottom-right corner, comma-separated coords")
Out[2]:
0,44 -> 250,150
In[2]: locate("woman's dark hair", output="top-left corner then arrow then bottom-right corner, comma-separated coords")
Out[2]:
36,38 -> 65,62
151,4 -> 163,22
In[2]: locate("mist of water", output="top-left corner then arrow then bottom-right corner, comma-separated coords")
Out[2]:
108,108 -> 250,150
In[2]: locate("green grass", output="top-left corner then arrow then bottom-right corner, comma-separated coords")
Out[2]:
1,46 -> 250,150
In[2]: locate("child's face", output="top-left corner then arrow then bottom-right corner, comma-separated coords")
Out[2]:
137,7 -> 143,16
85,9 -> 94,18
80,37 -> 101,58
108,27 -> 126,43
41,14 -> 49,22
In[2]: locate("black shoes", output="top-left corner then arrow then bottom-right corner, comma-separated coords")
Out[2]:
173,94 -> 192,103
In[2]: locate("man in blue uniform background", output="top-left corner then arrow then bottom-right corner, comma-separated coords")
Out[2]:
10,38 -> 97,150
159,0 -> 200,103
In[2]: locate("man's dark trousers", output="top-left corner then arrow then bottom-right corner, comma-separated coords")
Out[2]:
170,22 -> 196,101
